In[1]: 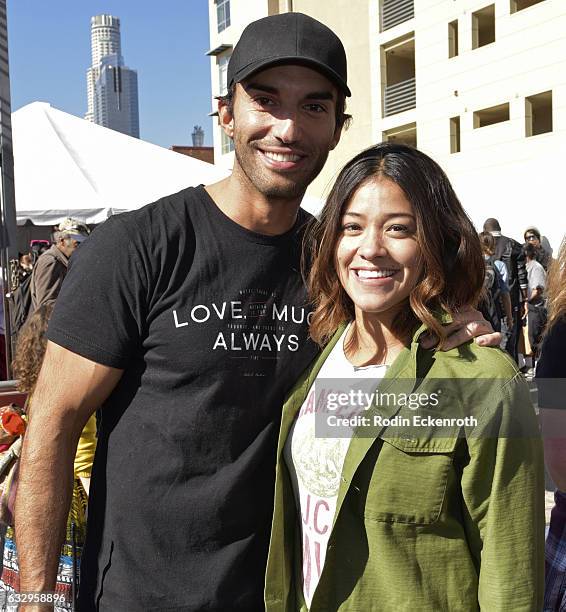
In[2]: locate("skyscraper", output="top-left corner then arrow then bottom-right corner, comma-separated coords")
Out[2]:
192,126 -> 205,147
85,14 -> 139,138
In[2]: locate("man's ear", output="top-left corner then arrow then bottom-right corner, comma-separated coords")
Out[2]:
218,100 -> 234,140
329,124 -> 343,152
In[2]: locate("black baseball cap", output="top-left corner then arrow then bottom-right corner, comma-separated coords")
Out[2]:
227,13 -> 351,97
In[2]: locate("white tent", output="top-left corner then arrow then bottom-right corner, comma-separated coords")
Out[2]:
12,102 -> 229,226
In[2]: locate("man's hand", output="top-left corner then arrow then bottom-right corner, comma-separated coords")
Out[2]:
420,307 -> 502,351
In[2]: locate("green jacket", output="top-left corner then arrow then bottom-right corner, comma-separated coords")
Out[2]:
265,323 -> 544,611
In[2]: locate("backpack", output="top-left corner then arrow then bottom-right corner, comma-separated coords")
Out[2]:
479,257 -> 503,332
8,273 -> 33,337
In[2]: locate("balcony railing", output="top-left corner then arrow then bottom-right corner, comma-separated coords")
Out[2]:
383,77 -> 416,116
381,0 -> 414,31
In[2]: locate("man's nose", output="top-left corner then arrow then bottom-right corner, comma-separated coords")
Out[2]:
272,114 -> 301,144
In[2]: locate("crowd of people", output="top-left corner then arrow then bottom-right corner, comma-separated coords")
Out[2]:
478,220 -> 553,378
0,11 -> 561,612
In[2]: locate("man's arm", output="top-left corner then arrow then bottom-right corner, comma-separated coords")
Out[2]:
16,341 -> 123,611
501,292 -> 513,328
514,240 -> 529,301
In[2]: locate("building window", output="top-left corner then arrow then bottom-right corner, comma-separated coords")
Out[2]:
511,0 -> 545,12
218,53 -> 231,96
382,35 -> 416,117
526,91 -> 552,136
221,130 -> 234,154
472,5 -> 495,49
383,122 -> 417,147
216,0 -> 231,33
473,103 -> 509,128
450,116 -> 461,153
448,20 -> 458,58
380,0 -> 414,32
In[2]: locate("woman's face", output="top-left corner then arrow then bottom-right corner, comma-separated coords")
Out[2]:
336,178 -> 423,324
524,232 -> 541,248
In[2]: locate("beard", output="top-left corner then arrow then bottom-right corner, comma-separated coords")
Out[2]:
233,135 -> 330,201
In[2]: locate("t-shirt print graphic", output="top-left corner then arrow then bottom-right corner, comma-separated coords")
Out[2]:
172,288 -> 313,368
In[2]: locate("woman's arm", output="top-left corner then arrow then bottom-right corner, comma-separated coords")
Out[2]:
461,376 -> 544,611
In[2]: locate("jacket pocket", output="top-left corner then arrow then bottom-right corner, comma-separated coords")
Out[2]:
361,436 -> 458,525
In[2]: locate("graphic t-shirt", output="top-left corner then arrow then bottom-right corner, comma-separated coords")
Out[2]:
47,186 -> 319,611
284,325 -> 387,607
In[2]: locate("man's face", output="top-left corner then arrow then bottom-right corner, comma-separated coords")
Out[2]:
220,64 -> 343,200
58,236 -> 81,258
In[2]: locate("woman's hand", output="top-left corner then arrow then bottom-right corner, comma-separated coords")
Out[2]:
420,307 -> 502,351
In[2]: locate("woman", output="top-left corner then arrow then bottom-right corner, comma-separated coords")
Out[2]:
524,226 -> 552,271
536,237 -> 566,611
265,144 -> 544,611
0,304 -> 96,611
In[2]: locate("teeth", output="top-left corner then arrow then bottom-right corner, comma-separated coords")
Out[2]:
356,269 -> 397,279
264,151 -> 300,162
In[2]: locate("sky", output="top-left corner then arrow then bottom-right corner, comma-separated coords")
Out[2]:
7,0 -> 214,147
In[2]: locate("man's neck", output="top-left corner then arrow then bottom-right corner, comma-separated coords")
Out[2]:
205,171 -> 303,237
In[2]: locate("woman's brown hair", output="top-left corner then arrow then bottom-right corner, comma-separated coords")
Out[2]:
545,237 -> 566,332
305,143 -> 485,347
12,302 -> 54,393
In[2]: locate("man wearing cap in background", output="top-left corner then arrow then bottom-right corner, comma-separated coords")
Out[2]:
16,14 -> 497,612
29,217 -> 90,313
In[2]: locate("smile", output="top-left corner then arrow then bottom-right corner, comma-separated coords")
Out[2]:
262,151 -> 302,162
355,269 -> 398,279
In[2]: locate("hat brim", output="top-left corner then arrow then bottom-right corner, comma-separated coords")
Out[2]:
63,233 -> 87,243
232,57 -> 351,97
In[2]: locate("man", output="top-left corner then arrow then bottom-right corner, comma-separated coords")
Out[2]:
17,14 -> 498,612
524,242 -> 547,364
483,217 -> 528,362
29,218 -> 90,312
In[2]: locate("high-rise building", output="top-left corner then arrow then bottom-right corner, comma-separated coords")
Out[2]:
85,14 -> 140,138
207,0 -> 564,249
192,125 -> 205,147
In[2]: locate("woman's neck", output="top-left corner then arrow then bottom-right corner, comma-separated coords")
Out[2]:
344,313 -> 409,367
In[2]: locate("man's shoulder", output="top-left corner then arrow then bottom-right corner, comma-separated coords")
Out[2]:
116,185 -> 203,228
34,246 -> 64,270
90,185 -> 204,247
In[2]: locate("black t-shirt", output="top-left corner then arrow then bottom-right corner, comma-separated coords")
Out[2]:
535,318 -> 566,409
48,186 -> 319,611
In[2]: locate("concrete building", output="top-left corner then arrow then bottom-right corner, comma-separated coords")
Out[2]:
85,14 -> 140,139
207,0 -> 564,250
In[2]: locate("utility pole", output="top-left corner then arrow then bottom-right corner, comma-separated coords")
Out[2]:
0,0 -> 18,379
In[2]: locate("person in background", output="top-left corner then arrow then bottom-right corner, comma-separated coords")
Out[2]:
524,226 -> 552,271
536,237 -> 566,611
478,231 -> 513,334
0,303 -> 96,611
17,254 -> 33,282
28,218 -> 90,314
483,217 -> 528,362
265,144 -> 543,611
524,242 -> 547,370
